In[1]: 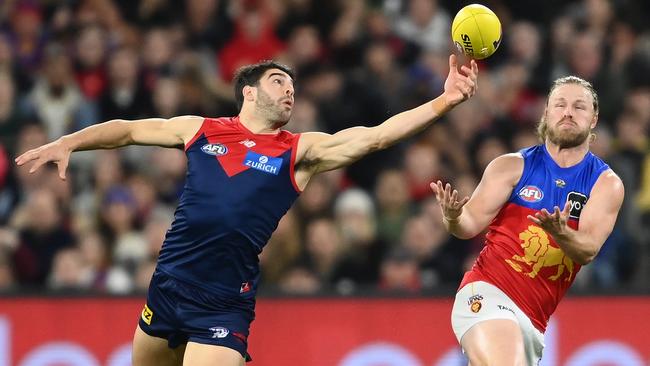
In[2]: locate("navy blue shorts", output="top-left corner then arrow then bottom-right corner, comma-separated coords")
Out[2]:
138,269 -> 255,361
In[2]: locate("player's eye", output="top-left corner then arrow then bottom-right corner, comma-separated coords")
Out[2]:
575,105 -> 585,110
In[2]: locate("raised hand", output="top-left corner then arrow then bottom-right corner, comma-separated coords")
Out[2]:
527,201 -> 571,236
443,54 -> 478,108
430,180 -> 470,222
14,139 -> 71,180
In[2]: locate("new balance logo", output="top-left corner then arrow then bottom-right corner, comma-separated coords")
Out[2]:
239,139 -> 256,148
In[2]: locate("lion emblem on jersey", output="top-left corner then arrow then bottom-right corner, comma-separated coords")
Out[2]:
505,225 -> 574,281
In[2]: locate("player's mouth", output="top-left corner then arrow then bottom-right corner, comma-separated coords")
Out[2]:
558,119 -> 577,127
281,99 -> 293,108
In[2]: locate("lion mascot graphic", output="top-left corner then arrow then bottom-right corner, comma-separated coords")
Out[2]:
505,225 -> 574,281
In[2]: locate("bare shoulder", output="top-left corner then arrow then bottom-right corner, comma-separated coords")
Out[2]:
165,115 -> 205,143
295,131 -> 330,163
297,131 -> 329,145
489,152 -> 524,166
484,153 -> 524,179
592,169 -> 625,199
166,115 -> 204,129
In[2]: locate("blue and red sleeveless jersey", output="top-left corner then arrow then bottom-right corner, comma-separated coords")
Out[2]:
460,144 -> 609,332
157,116 -> 301,298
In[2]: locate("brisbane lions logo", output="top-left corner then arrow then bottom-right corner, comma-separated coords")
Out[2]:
505,225 -> 574,282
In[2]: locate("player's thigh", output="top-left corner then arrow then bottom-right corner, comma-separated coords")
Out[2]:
461,319 -> 526,366
132,325 -> 186,366
183,341 -> 245,366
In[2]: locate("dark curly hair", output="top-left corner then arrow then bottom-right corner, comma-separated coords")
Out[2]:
232,60 -> 295,111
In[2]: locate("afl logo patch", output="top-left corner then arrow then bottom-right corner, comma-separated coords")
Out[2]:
201,143 -> 228,156
518,185 -> 544,202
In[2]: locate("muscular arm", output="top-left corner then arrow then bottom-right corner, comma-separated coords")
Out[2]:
298,97 -> 451,173
15,115 -> 204,179
295,55 -> 477,177
61,115 -> 204,151
444,154 -> 523,239
531,170 -> 624,265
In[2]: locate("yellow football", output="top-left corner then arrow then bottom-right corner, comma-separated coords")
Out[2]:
451,4 -> 502,60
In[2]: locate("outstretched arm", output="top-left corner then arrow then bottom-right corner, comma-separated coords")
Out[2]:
528,170 -> 624,265
297,55 -> 478,174
15,115 -> 204,179
431,153 -> 523,239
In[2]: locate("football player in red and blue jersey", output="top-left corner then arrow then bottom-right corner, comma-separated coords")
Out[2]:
16,56 -> 478,366
431,76 -> 624,366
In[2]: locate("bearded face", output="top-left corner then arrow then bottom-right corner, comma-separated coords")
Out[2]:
542,114 -> 592,148
254,82 -> 293,126
541,83 -> 597,148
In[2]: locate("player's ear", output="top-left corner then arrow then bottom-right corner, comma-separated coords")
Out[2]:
590,112 -> 598,129
243,85 -> 256,102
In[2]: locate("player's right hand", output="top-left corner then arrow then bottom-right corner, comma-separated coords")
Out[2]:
442,54 -> 478,108
14,139 -> 71,180
430,180 -> 470,222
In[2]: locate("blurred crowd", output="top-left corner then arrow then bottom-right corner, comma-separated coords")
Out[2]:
0,0 -> 649,295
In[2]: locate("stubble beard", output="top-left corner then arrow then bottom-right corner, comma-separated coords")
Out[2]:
256,88 -> 291,126
544,116 -> 591,149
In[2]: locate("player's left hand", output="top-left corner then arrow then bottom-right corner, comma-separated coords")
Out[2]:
15,138 -> 71,180
527,201 -> 571,236
430,180 -> 470,222
443,54 -> 478,107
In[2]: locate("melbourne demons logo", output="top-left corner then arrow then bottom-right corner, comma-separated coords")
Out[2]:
505,225 -> 574,282
201,143 -> 228,156
210,327 -> 229,339
518,185 -> 544,202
